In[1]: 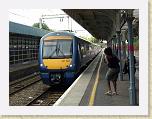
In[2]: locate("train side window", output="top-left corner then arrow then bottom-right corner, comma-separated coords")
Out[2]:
81,46 -> 85,54
78,44 -> 83,59
89,46 -> 92,50
86,44 -> 89,50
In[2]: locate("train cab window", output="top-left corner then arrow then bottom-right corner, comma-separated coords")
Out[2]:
43,40 -> 72,59
58,40 -> 73,56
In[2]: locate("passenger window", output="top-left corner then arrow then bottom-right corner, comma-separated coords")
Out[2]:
89,46 -> 92,50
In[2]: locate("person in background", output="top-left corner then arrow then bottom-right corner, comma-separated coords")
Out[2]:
104,47 -> 120,95
123,56 -> 136,79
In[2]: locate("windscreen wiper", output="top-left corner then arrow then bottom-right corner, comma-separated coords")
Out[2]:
56,47 -> 66,58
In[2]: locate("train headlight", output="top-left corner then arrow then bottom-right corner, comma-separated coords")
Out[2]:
40,63 -> 43,67
69,64 -> 72,67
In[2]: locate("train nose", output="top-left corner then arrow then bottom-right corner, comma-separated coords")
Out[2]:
50,73 -> 62,84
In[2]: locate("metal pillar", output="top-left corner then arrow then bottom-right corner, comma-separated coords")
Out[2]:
107,39 -> 112,48
117,31 -> 123,81
126,13 -> 137,105
67,16 -> 70,31
113,35 -> 117,55
112,38 -> 114,53
109,39 -> 112,48
39,18 -> 42,29
121,30 -> 127,59
116,11 -> 123,81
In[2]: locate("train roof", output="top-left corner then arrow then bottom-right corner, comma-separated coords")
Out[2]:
9,21 -> 50,37
43,31 -> 100,46
44,31 -> 75,37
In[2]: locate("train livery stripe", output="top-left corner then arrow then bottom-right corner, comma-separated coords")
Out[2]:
43,58 -> 72,69
44,36 -> 72,40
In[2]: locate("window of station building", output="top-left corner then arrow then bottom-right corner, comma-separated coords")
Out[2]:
9,37 -> 14,65
9,35 -> 41,65
13,40 -> 17,49
22,40 -> 25,49
31,39 -> 34,48
18,39 -> 22,63
25,39 -> 29,49
18,39 -> 22,49
35,40 -> 39,49
29,40 -> 32,48
9,39 -> 13,49
31,39 -> 34,60
35,39 -> 40,59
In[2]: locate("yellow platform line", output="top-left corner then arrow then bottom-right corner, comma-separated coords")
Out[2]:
89,53 -> 104,106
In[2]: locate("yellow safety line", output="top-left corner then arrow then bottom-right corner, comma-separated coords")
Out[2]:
89,53 -> 103,106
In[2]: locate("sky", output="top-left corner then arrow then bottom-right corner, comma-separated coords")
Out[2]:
9,9 -> 92,37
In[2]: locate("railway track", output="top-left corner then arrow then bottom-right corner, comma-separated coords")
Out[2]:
9,73 -> 41,95
9,56 -> 95,106
26,86 -> 68,106
9,80 -> 50,106
9,72 -> 67,106
9,80 -> 67,106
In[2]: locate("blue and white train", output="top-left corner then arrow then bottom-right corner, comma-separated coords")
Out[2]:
39,31 -> 101,85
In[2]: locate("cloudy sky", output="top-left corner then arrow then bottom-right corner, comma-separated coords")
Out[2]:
9,9 -> 92,37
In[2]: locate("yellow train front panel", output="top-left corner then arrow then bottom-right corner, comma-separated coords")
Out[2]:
43,58 -> 72,70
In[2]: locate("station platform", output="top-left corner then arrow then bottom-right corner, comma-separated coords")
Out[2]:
54,51 -> 139,106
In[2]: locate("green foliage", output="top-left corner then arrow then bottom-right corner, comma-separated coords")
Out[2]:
32,23 -> 53,31
87,37 -> 97,43
80,36 -> 98,43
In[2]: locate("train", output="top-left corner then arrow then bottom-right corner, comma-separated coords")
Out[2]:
39,31 -> 101,85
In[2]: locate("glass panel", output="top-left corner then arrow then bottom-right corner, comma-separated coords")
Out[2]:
43,40 -> 72,59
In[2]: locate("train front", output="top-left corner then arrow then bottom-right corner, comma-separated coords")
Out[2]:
39,32 -> 74,85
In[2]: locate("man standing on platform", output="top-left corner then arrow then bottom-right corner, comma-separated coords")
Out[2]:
104,47 -> 120,95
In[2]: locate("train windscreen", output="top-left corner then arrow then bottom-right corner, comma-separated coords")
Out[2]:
43,40 -> 73,59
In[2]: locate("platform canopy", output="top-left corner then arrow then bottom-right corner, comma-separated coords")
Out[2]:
63,9 -> 138,41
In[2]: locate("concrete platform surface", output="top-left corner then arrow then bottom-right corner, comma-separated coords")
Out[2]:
54,52 -> 139,106
80,55 -> 139,106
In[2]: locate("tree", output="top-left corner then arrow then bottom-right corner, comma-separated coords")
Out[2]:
80,36 -> 98,43
87,36 -> 98,43
32,23 -> 53,31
